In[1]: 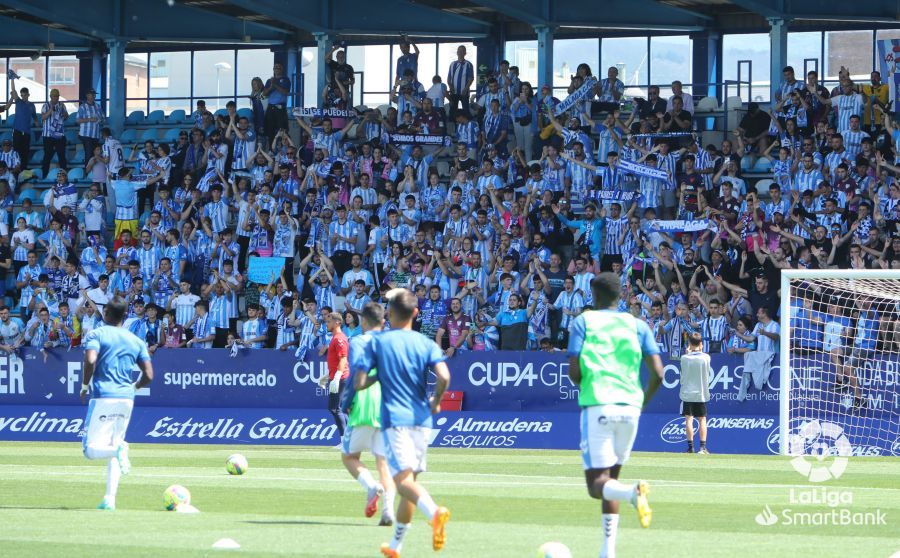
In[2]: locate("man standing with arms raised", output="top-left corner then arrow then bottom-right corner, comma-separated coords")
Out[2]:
355,289 -> 451,558
80,297 -> 154,510
568,273 -> 665,558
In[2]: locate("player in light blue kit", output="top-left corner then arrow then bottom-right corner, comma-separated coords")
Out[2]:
79,297 -> 154,510
354,289 -> 451,558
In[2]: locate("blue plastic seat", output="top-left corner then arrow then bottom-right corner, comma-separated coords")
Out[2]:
120,129 -> 137,144
16,188 -> 38,204
146,110 -> 165,124
126,110 -> 145,124
237,108 -> 252,120
139,128 -> 158,142
163,128 -> 182,142
168,109 -> 186,122
753,157 -> 772,172
66,167 -> 85,182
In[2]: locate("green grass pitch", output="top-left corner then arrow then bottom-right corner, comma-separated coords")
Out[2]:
0,442 -> 897,557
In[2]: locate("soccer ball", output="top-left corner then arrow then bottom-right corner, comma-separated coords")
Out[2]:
225,453 -> 248,475
537,542 -> 572,558
164,484 -> 191,511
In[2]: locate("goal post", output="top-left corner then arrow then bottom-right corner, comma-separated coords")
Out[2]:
779,269 -> 900,456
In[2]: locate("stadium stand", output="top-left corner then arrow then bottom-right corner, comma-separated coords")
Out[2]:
0,0 -> 898,360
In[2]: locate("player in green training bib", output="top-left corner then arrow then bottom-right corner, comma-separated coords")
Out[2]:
567,273 -> 665,558
340,303 -> 397,526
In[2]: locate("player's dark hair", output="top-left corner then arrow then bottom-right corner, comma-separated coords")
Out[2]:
688,332 -> 703,348
388,289 -> 419,324
360,302 -> 385,328
105,297 -> 129,326
591,272 -> 621,309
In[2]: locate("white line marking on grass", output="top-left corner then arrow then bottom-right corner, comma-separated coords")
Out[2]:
6,469 -> 898,493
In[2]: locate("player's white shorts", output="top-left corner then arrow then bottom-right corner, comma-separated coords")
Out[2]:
342,425 -> 385,457
382,426 -> 431,476
82,397 -> 134,456
580,404 -> 641,470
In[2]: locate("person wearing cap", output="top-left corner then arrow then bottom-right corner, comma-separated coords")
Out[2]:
8,74 -> 38,170
77,88 -> 104,159
0,139 -> 21,176
40,88 -> 69,177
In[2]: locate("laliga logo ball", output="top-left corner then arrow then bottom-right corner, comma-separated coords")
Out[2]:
164,484 -> 191,511
537,542 -> 572,558
226,454 -> 248,475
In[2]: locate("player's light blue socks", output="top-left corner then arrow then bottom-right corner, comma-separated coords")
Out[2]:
416,492 -> 438,520
600,513 -> 619,558
601,480 -> 636,502
389,523 -> 410,551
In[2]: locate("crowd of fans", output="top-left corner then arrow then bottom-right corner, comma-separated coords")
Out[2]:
1,42 -> 899,362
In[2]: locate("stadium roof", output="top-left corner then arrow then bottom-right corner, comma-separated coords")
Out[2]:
0,0 -> 896,52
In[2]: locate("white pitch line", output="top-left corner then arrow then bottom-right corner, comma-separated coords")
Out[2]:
5,469 -> 899,493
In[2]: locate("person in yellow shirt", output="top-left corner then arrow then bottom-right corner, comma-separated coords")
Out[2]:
861,71 -> 889,130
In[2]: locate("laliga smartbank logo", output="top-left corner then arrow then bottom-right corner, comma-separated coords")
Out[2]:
789,420 -> 851,482
754,420 -> 887,528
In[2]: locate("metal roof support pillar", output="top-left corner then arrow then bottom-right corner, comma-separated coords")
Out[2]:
314,32 -> 333,107
535,24 -> 554,91
769,17 -> 788,102
286,43 -> 298,109
106,39 -> 126,136
691,31 -> 721,100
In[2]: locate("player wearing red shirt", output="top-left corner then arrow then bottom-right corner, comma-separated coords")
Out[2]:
321,311 -> 350,436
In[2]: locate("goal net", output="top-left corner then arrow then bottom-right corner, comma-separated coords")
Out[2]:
780,270 -> 900,457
